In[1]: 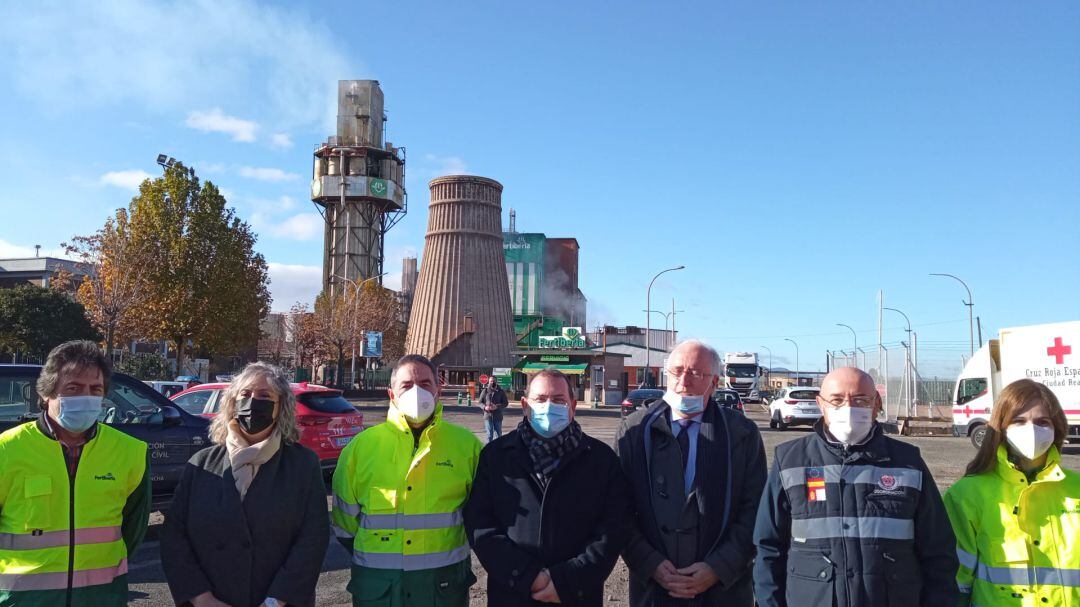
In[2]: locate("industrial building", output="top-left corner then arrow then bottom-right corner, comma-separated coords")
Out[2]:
310,80 -> 407,298
405,175 -> 516,386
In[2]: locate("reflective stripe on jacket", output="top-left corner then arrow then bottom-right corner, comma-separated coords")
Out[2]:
0,420 -> 147,606
331,404 -> 481,575
753,422 -> 959,607
943,444 -> 1080,607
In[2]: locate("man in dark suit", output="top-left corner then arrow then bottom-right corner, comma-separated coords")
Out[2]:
465,368 -> 633,606
616,340 -> 767,606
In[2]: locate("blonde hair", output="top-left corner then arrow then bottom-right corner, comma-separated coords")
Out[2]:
209,361 -> 300,445
964,379 -> 1068,476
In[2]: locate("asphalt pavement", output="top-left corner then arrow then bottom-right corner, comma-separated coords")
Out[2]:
128,405 -> 1080,605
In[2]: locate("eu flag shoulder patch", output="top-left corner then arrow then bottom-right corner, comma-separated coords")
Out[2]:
805,467 -> 826,502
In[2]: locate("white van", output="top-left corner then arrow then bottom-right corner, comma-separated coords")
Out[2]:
144,380 -> 188,399
952,320 -> 1080,447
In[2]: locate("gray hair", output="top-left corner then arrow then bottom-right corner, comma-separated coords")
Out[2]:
37,340 -> 112,403
670,339 -> 723,375
209,361 -> 299,445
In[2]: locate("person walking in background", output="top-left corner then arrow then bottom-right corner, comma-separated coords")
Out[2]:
943,379 -> 1080,606
162,361 -> 329,607
0,340 -> 150,607
479,376 -> 509,442
753,367 -> 958,607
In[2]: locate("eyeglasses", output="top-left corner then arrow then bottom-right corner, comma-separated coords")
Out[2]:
817,395 -> 875,409
666,367 -> 711,381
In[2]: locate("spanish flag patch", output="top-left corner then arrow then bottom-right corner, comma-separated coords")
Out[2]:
805,467 -> 826,502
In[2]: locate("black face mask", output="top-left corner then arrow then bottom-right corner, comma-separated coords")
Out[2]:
235,397 -> 277,435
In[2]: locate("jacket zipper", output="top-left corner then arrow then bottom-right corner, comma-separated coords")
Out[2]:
66,444 -> 80,607
838,452 -> 849,607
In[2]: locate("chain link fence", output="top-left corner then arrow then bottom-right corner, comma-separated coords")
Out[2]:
827,344 -> 964,421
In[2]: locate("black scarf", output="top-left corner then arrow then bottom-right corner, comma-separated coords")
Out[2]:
517,419 -> 584,484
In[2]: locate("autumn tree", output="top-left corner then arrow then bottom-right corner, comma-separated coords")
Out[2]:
63,208 -> 148,356
283,302 -> 321,375
0,285 -> 100,360
354,281 -> 405,362
127,163 -> 270,374
312,289 -> 356,387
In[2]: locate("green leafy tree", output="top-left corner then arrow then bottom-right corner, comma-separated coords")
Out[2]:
0,285 -> 100,360
127,163 -> 270,374
114,352 -> 171,381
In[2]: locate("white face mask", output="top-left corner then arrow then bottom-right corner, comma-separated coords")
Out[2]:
1005,423 -> 1055,461
663,390 -> 705,415
827,406 -> 874,445
394,386 -> 436,423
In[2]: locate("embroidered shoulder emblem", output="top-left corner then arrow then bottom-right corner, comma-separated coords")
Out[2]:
805,467 -> 826,502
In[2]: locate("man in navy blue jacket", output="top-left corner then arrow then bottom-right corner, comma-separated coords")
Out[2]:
753,367 -> 958,607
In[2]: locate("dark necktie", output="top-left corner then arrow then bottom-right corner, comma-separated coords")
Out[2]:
676,419 -> 692,471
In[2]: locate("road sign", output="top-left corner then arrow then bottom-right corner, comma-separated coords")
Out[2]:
479,374 -> 490,384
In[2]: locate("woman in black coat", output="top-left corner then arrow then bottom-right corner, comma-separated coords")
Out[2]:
162,362 -> 330,607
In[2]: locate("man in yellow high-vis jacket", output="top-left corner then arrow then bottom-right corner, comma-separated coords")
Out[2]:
332,354 -> 482,607
0,340 -> 150,607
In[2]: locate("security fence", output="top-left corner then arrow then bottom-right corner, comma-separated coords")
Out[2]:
827,344 -> 964,421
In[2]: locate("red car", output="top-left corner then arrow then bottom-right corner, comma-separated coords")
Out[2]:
170,381 -> 364,472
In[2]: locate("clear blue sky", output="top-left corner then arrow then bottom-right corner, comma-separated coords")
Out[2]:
2,1 -> 1078,376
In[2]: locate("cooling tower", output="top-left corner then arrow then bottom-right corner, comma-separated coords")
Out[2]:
405,176 -> 515,368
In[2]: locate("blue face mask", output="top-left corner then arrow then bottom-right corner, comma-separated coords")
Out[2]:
663,390 -> 705,415
527,400 -> 571,438
57,395 -> 103,433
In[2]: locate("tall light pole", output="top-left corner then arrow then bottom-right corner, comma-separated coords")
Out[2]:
836,323 -> 857,368
784,338 -> 799,386
930,273 -> 975,357
760,345 -> 773,391
646,265 -> 684,387
644,305 -> 685,352
884,307 -> 915,416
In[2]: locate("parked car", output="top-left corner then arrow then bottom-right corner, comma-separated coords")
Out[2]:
620,388 -> 666,416
713,388 -> 745,414
145,380 -> 188,398
171,381 -> 364,472
175,375 -> 201,389
0,364 -> 211,512
768,386 -> 822,430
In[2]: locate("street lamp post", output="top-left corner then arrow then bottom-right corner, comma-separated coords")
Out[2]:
784,338 -> 799,386
884,307 -> 916,416
836,323 -> 857,368
644,305 -> 685,353
760,345 -> 773,392
646,266 -> 684,387
643,309 -> 671,342
930,273 -> 975,357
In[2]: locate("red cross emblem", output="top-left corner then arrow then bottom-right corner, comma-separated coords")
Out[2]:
962,404 -> 972,417
1047,337 -> 1072,365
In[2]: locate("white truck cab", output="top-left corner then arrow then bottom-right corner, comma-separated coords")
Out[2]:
724,352 -> 763,403
953,321 -> 1080,447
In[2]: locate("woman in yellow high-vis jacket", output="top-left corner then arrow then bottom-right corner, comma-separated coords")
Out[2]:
943,379 -> 1080,607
